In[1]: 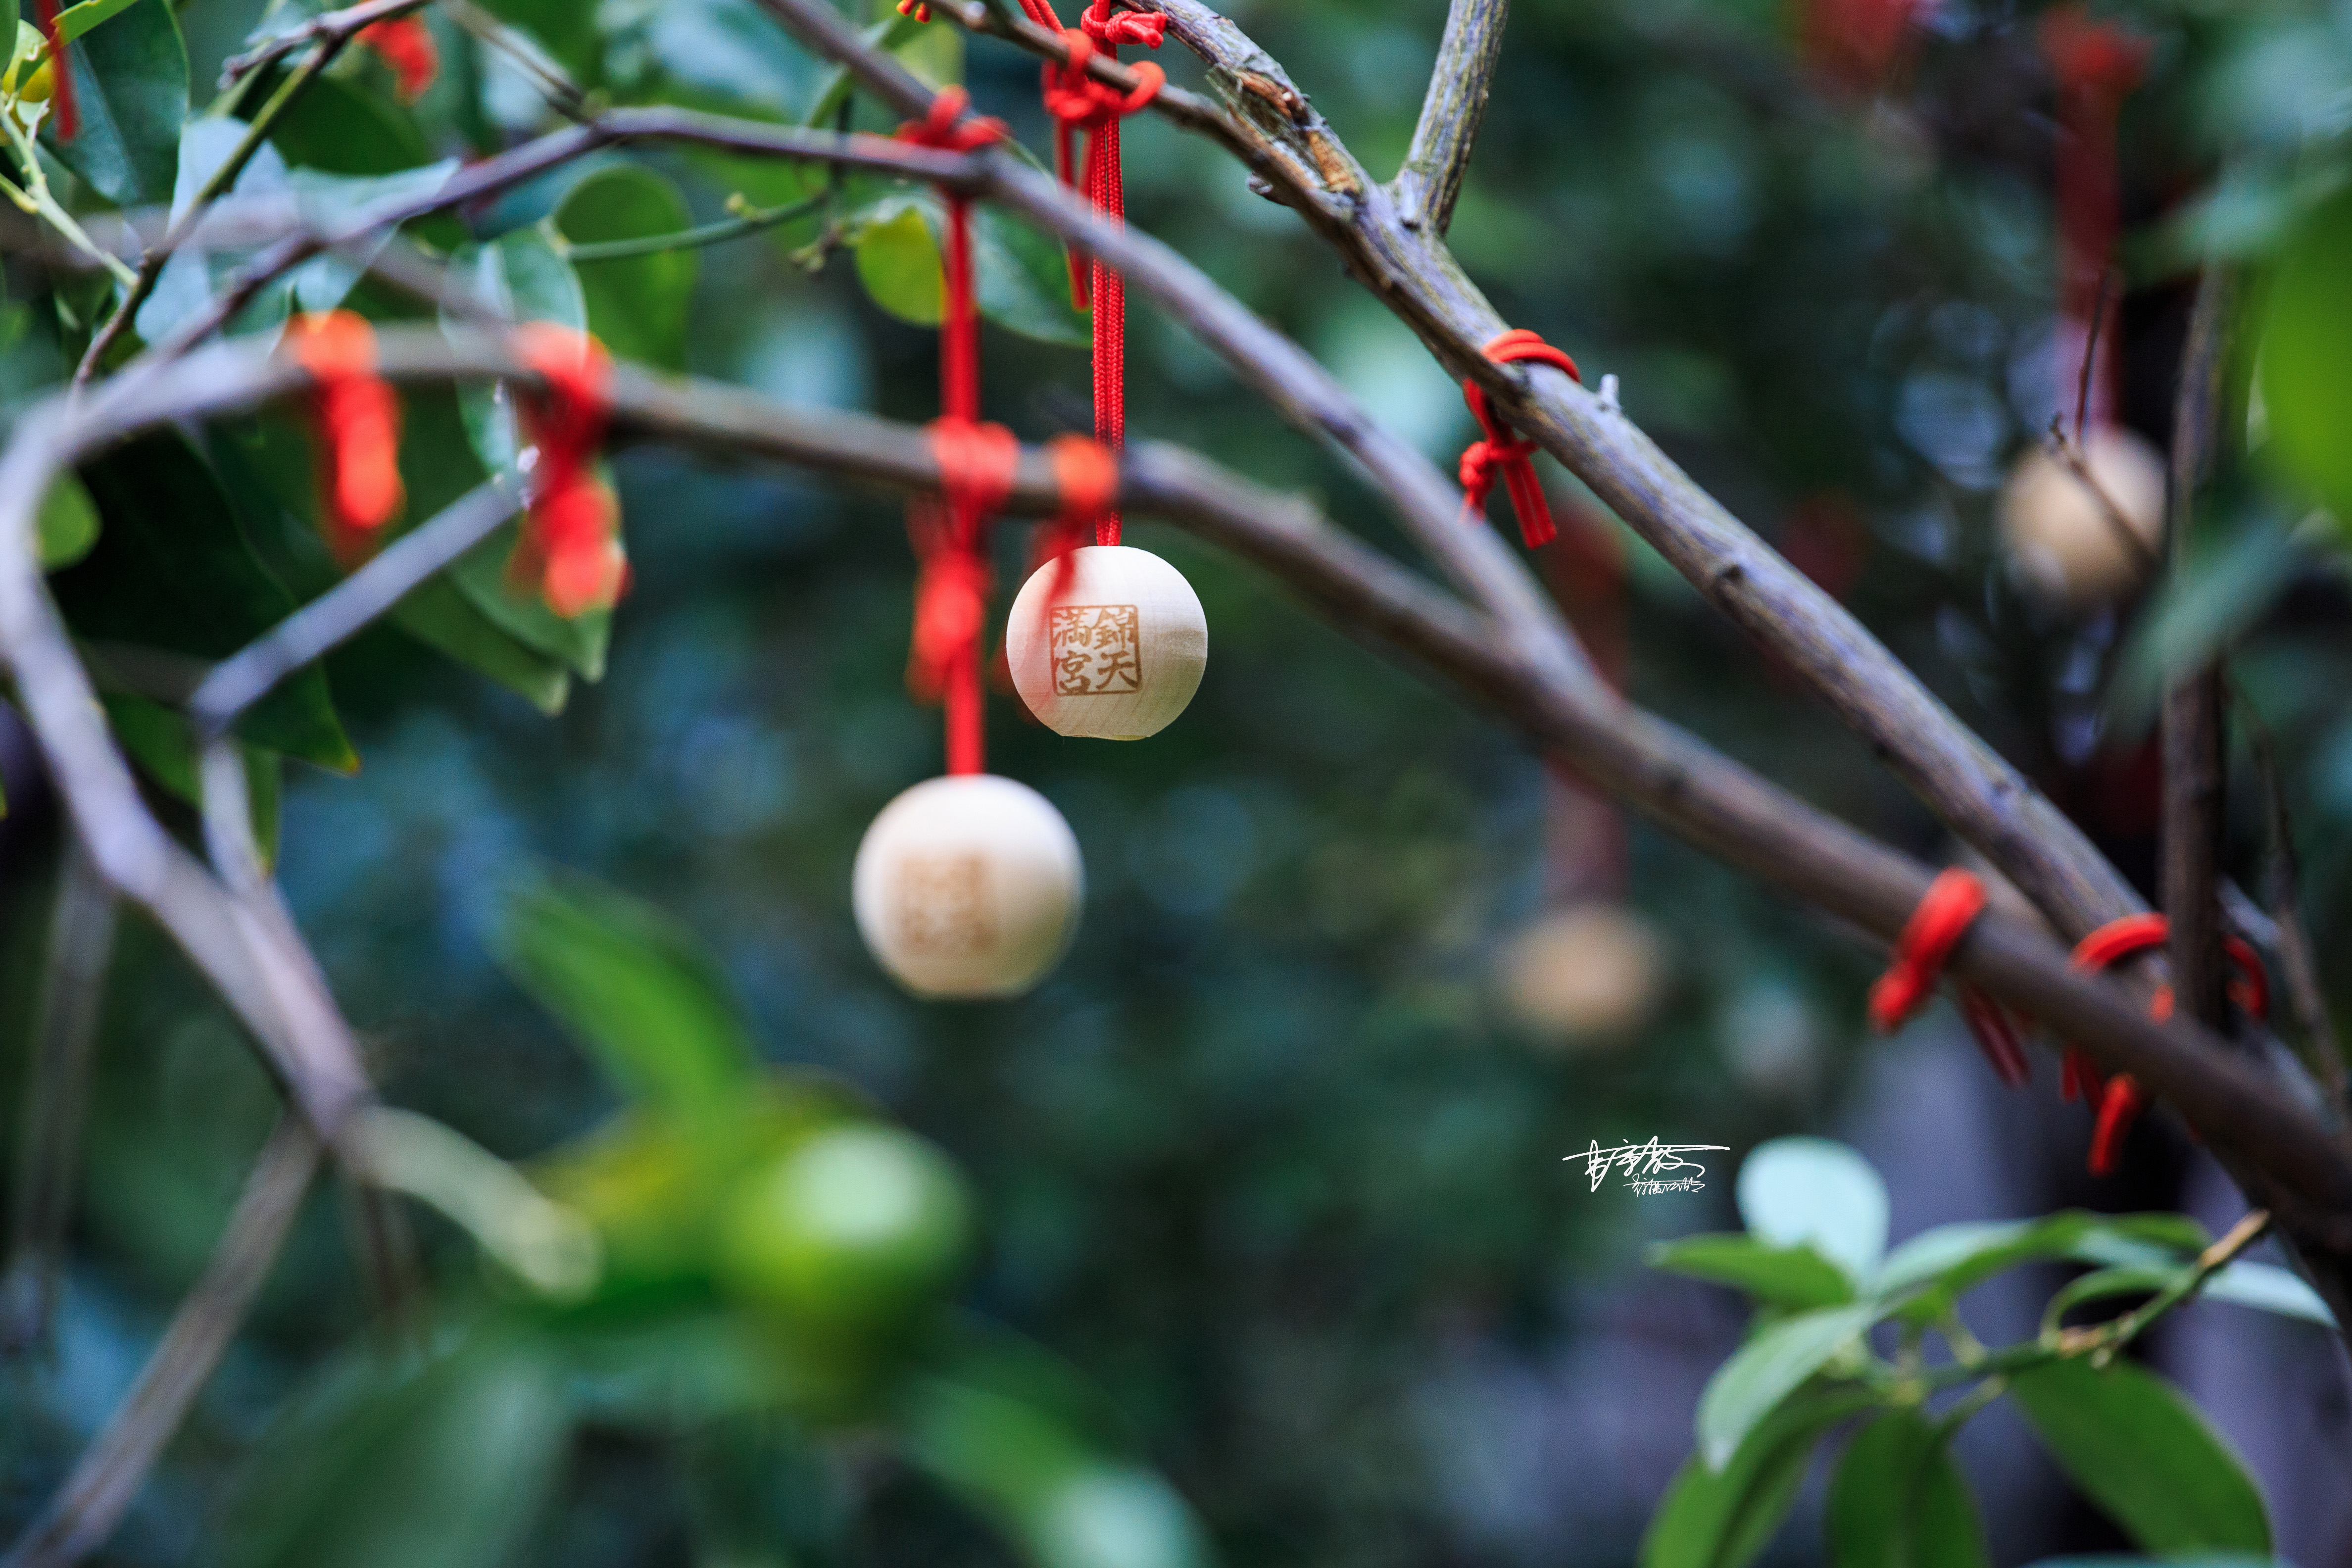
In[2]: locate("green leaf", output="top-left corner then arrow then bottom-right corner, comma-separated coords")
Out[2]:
496,872 -> 758,1118
1827,1410 -> 1989,1568
101,696 -> 283,861
975,205 -> 1088,347
37,473 -> 98,569
2260,186 -> 2352,524
1736,1138 -> 1888,1284
55,433 -> 355,772
1696,1302 -> 1877,1470
555,165 -> 699,370
1643,1390 -> 1873,1568
2201,1260 -> 2337,1327
2109,514 -> 2309,727
390,578 -> 572,714
2009,1359 -> 2271,1556
447,227 -> 588,471
1647,1234 -> 1857,1309
48,0 -> 187,209
2041,1267 -> 2178,1336
1873,1212 -> 2208,1315
855,199 -> 942,327
266,70 -> 432,175
53,0 -> 148,44
468,0 -> 601,81
217,1327 -> 570,1568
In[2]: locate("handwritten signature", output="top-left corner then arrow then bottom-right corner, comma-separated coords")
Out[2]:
1569,1138 -> 1731,1194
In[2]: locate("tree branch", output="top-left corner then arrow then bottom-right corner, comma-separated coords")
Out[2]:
0,839 -> 115,1355
0,1118 -> 319,1568
2161,271 -> 2234,1031
217,0 -> 434,89
1393,0 -> 1509,234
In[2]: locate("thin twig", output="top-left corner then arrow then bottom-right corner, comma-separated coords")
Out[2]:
1393,0 -> 1510,234
188,477 -> 523,738
555,193 -> 825,263
2044,414 -> 2158,572
0,840 -> 116,1356
2238,706 -> 2349,1112
2161,270 -> 2235,1029
2075,262 -> 2113,441
218,0 -> 434,88
0,1119 -> 319,1568
77,39 -> 350,388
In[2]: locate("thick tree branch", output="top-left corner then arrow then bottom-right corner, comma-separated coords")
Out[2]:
0,1119 -> 319,1568
1394,0 -> 1509,234
2162,272 -> 2233,1030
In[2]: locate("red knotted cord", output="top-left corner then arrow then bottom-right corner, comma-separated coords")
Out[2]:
1031,0 -> 1163,545
510,326 -> 624,618
1868,869 -> 2032,1088
287,311 -> 404,558
2070,912 -> 2269,1176
359,17 -> 440,102
35,0 -> 77,142
1459,330 -> 1580,549
897,92 -> 1017,774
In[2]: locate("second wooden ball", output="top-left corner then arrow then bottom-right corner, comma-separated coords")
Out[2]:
1006,545 -> 1207,740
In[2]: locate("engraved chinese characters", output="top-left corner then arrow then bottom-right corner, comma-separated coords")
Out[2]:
1006,545 -> 1207,740
853,775 -> 1084,998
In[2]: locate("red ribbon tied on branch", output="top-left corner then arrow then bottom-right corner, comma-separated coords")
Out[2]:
286,310 -> 404,558
1867,868 -> 2032,1088
510,326 -> 625,619
34,0 -> 78,142
359,17 -> 439,103
912,419 -> 1021,775
2068,913 -> 2268,1176
1459,330 -> 1579,549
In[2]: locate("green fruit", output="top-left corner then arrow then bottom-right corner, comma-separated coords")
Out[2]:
2260,188 -> 2352,524
716,1124 -> 972,1332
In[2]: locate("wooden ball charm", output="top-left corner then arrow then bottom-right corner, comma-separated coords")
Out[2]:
1006,546 -> 1207,740
1999,429 -> 2165,604
853,775 -> 1084,999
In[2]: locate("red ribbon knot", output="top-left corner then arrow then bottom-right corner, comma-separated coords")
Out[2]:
511,325 -> 624,618
1868,868 -> 2031,1088
1459,329 -> 1579,549
915,419 -> 1020,774
287,311 -> 405,555
895,87 -> 1009,154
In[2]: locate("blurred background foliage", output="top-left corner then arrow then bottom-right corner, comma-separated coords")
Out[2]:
2,0 -> 2352,1564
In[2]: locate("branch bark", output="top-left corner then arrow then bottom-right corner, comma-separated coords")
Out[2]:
0,1119 -> 319,1568
1394,0 -> 1510,234
2162,272 -> 2233,1031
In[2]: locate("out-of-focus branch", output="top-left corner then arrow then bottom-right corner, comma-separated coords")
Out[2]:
2238,713 -> 2348,1113
2161,271 -> 2234,1031
188,478 -> 521,737
0,1118 -> 319,1568
0,841 -> 115,1355
218,0 -> 434,88
1394,0 -> 1510,234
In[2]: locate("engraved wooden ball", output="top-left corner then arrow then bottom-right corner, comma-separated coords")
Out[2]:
853,775 -> 1084,999
1006,545 -> 1207,740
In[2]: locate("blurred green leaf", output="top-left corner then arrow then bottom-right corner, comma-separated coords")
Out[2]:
390,577 -> 572,713
268,70 -> 433,174
100,695 -> 282,859
1643,1390 -> 1874,1568
1873,1212 -> 2209,1316
2201,1260 -> 2338,1328
1736,1138 -> 1887,1283
1646,1234 -> 1856,1309
2041,1267 -> 2178,1336
53,0 -> 147,43
470,0 -> 601,81
48,0 -> 186,208
2260,186 -> 2352,524
2009,1359 -> 2271,1556
497,872 -> 758,1117
37,472 -> 98,569
449,227 -> 588,471
556,164 -> 698,370
1696,1302 -> 1876,1470
58,433 -> 355,772
1827,1409 -> 1988,1568
219,1328 -> 571,1568
2110,514 -> 2311,726
976,206 -> 1088,348
855,200 -> 942,327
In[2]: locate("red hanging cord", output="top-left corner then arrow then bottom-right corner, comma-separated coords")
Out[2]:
2069,912 -> 2269,1175
359,17 -> 440,103
2040,7 -> 2148,431
510,325 -> 625,618
1867,868 -> 2032,1088
1034,3 -> 1164,547
1459,330 -> 1580,549
286,311 -> 404,561
897,91 -> 1016,775
35,0 -> 77,142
